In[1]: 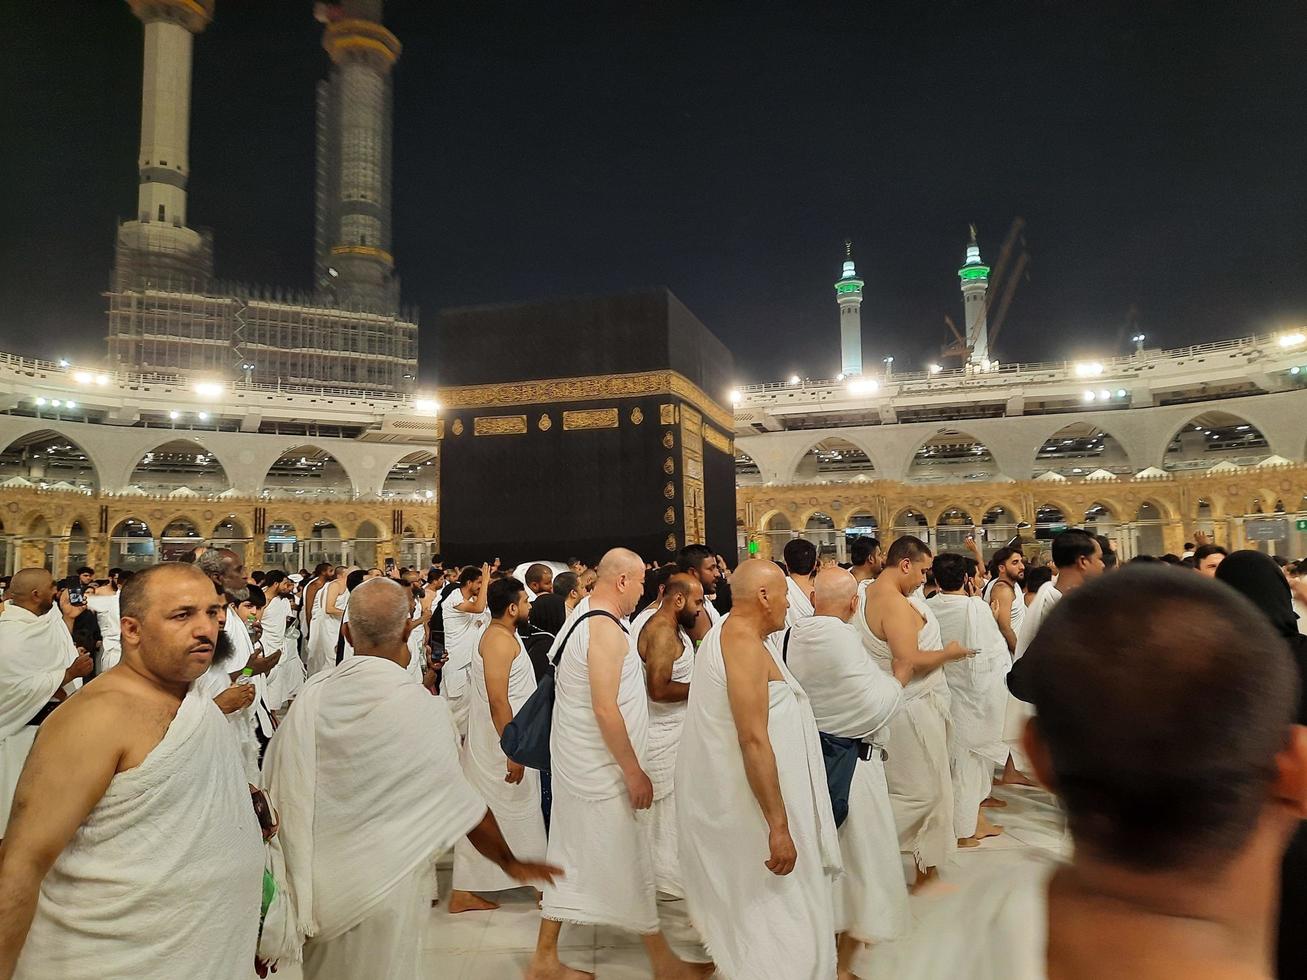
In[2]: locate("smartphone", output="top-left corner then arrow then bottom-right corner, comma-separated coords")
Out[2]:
385,558 -> 396,573
66,587 -> 86,606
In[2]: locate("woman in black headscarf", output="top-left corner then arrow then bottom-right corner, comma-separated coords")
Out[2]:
1216,550 -> 1307,979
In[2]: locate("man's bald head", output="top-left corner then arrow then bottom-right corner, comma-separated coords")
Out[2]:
594,547 -> 645,616
597,547 -> 643,580
6,568 -> 57,615
812,566 -> 858,622
663,572 -> 703,604
1023,565 -> 1300,874
346,578 -> 412,655
730,559 -> 789,633
662,572 -> 705,631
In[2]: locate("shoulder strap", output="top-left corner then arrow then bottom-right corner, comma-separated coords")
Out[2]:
781,626 -> 792,663
551,610 -> 627,668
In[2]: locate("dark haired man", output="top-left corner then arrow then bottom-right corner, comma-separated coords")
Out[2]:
930,553 -> 1010,848
450,577 -> 548,914
439,563 -> 491,738
982,547 -> 1026,655
676,544 -> 723,636
0,564 -> 264,977
1194,542 -> 1228,578
859,537 -> 971,888
523,564 -> 554,602
781,538 -> 819,627
849,537 -> 883,595
636,573 -> 704,900
873,567 -> 1307,979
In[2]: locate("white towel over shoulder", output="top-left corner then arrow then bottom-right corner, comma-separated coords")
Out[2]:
263,655 -> 486,949
14,688 -> 264,979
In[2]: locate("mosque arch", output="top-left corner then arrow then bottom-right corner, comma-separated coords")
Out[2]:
1035,422 -> 1133,478
934,506 -> 976,552
262,445 -> 354,499
353,519 -> 385,569
735,450 -> 761,486
759,510 -> 792,533
1033,502 -> 1071,540
892,508 -> 929,538
1082,501 -> 1119,530
906,429 -> 998,483
1162,411 -> 1271,472
305,519 -> 346,568
66,519 -> 90,576
1131,500 -> 1168,556
381,450 -> 438,500
109,517 -> 156,570
790,436 -> 878,484
0,429 -> 99,491
129,439 -> 231,496
159,516 -> 204,563
262,520 -> 302,572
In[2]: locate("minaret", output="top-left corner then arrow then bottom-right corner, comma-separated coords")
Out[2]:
959,224 -> 991,365
115,0 -> 215,286
835,240 -> 864,376
315,1 -> 402,313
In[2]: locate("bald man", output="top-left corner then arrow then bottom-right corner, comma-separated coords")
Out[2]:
0,564 -> 263,978
857,536 -> 970,888
677,559 -> 842,979
782,567 -> 910,977
530,549 -> 706,980
265,578 -> 558,978
0,569 -> 93,833
871,566 -> 1307,979
636,573 -> 705,900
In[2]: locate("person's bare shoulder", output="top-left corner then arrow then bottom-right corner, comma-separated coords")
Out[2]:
46,677 -> 179,768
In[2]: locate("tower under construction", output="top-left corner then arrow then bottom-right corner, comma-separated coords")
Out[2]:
106,0 -> 419,394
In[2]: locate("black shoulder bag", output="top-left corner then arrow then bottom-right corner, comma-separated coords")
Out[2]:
500,610 -> 625,771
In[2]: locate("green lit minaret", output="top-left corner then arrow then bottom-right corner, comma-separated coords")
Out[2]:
835,239 -> 864,376
958,224 -> 991,365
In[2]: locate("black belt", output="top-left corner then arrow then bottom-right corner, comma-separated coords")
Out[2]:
26,701 -> 60,727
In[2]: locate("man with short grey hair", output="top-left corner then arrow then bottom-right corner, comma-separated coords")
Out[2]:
264,578 -> 559,978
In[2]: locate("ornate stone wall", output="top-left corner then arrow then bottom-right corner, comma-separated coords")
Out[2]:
737,464 -> 1307,559
0,488 -> 439,576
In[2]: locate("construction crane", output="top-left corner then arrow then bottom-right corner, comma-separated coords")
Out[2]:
940,217 -> 1030,363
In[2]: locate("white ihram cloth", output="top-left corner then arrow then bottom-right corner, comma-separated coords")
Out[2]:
785,575 -> 814,627
263,594 -> 306,710
543,604 -> 657,932
855,589 -> 956,872
263,656 -> 485,965
406,598 -> 427,685
214,612 -> 271,782
929,593 -> 1011,839
85,592 -> 122,672
784,615 -> 909,944
677,623 -> 842,979
642,616 -> 694,897
452,633 -> 546,892
441,588 -> 487,736
0,604 -> 81,830
982,577 -> 1026,643
13,687 -> 263,980
308,588 -> 345,676
868,851 -> 1055,979
1006,582 -> 1061,770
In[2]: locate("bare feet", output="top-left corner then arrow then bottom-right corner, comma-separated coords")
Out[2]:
998,757 -> 1039,787
525,962 -> 594,980
910,865 -> 940,894
958,836 -> 982,848
980,795 -> 1007,808
974,811 -> 1003,840
447,889 -> 499,913
654,961 -> 714,979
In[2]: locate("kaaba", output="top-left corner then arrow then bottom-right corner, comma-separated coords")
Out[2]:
434,289 -> 737,566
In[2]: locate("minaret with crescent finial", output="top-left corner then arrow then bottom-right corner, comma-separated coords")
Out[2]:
959,224 -> 991,365
835,239 -> 864,376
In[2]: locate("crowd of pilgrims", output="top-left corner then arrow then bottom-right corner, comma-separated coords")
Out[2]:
0,529 -> 1306,979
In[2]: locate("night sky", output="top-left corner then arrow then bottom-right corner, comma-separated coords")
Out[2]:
4,1 -> 1307,386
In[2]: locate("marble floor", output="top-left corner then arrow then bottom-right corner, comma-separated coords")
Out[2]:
279,782 -> 1066,978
